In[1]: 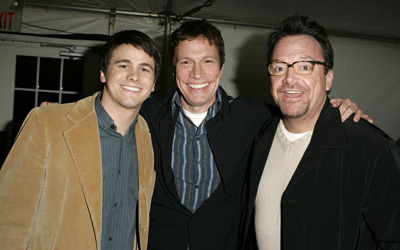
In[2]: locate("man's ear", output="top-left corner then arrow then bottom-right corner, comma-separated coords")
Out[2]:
219,65 -> 225,77
325,70 -> 334,92
100,71 -> 106,83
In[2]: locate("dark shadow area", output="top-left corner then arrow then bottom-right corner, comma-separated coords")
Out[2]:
0,121 -> 13,167
81,46 -> 103,98
396,138 -> 400,147
231,33 -> 274,104
152,34 -> 176,99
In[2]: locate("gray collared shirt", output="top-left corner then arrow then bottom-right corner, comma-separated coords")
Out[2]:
171,89 -> 222,213
95,93 -> 139,250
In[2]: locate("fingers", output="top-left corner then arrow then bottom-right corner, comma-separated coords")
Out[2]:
339,99 -> 358,122
339,107 -> 354,122
40,102 -> 58,106
354,111 -> 374,123
352,109 -> 362,122
329,98 -> 340,108
331,97 -> 374,123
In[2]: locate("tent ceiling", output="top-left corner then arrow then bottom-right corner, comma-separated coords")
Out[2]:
23,0 -> 400,43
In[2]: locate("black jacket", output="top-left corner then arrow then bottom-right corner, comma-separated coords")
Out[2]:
244,98 -> 400,250
140,87 -> 274,250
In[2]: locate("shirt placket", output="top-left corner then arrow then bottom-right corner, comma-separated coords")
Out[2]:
190,128 -> 203,212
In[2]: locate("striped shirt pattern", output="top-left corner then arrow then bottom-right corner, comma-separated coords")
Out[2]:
171,90 -> 222,213
95,94 -> 139,250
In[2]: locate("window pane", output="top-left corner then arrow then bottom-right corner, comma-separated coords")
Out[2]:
63,59 -> 84,92
62,93 -> 82,104
13,90 -> 35,123
39,57 -> 61,90
15,56 -> 37,88
38,92 -> 60,105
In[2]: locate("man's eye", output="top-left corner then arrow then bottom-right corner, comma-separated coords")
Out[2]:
141,67 -> 150,73
272,66 -> 285,73
120,65 -> 128,69
277,67 -> 285,71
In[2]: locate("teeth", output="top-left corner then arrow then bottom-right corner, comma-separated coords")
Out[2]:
188,83 -> 209,89
122,85 -> 141,91
286,90 -> 302,94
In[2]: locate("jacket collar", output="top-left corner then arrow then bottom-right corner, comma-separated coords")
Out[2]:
286,97 -> 347,191
63,92 -> 103,248
214,86 -> 234,123
257,97 -> 347,150
308,97 -> 347,150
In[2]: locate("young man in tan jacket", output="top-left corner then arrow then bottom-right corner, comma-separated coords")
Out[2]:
0,30 -> 160,250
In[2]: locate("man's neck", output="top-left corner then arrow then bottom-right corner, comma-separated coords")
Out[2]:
101,102 -> 139,136
111,109 -> 138,136
281,102 -> 325,133
282,116 -> 317,134
180,96 -> 216,114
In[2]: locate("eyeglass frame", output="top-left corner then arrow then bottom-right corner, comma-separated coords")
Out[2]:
267,60 -> 331,76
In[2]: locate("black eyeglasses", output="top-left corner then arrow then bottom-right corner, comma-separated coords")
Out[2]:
268,60 -> 331,76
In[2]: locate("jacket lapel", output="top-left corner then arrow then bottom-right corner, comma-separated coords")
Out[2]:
249,116 -> 280,207
205,90 -> 237,189
206,116 -> 237,189
136,115 -> 155,250
63,94 -> 103,248
288,98 -> 347,187
159,107 -> 181,201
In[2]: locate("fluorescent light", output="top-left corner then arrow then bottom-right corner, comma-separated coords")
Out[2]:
59,51 -> 84,58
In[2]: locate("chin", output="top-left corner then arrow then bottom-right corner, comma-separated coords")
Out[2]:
281,106 -> 309,119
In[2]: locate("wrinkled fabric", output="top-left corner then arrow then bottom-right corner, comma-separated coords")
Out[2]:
0,93 -> 155,250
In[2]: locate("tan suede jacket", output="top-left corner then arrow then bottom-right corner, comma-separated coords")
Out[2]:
0,93 -> 155,250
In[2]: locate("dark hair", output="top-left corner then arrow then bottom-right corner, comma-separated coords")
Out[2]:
266,14 -> 334,74
100,30 -> 161,80
169,19 -> 225,69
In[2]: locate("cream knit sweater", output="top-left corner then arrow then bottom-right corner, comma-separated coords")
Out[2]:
255,120 -> 313,250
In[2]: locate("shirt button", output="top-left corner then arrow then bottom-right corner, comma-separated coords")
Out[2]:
110,124 -> 115,129
113,203 -> 117,207
195,185 -> 199,188
195,137 -> 200,141
108,237 -> 113,241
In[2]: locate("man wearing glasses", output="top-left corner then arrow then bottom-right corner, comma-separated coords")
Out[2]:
244,15 -> 400,249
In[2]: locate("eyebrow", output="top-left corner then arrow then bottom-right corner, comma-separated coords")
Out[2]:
177,55 -> 219,61
271,56 -> 316,63
114,59 -> 154,71
298,56 -> 315,61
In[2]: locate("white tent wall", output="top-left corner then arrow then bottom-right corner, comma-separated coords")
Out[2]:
330,37 -> 400,142
21,7 -> 111,34
1,6 -> 399,158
